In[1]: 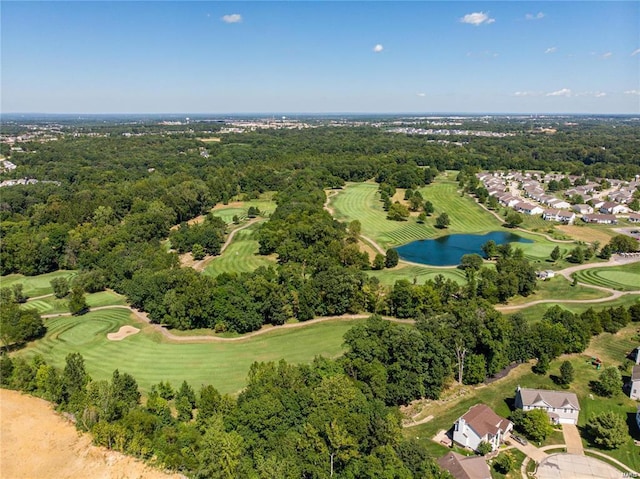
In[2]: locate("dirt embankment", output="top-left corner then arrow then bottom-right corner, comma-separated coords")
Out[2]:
0,388 -> 184,479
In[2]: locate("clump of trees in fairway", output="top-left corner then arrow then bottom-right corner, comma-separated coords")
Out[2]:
0,288 -> 45,348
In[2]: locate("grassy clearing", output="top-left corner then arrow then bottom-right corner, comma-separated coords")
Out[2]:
507,295 -> 640,323
16,312 -> 367,395
203,224 -> 276,277
368,264 -> 467,286
490,449 -> 527,479
574,262 -> 640,291
0,271 -> 77,298
211,195 -> 276,225
24,291 -> 128,315
504,276 -> 609,307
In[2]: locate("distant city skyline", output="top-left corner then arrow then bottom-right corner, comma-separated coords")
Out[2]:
2,1 -> 639,114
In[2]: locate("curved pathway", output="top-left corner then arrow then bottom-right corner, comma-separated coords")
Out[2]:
42,305 -> 412,343
496,253 -> 640,312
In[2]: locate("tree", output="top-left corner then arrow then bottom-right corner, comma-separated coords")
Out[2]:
435,212 -> 450,229
11,283 -> 27,303
558,360 -> 575,386
459,254 -> 483,272
505,212 -> 523,228
196,415 -> 244,479
191,243 -> 205,260
608,234 -> 639,253
51,277 -> 70,299
592,366 -> 622,397
532,354 -> 550,375
481,240 -> 498,260
372,253 -> 385,270
493,451 -> 515,474
68,287 -> 89,315
387,202 -> 410,221
550,246 -> 561,262
587,412 -> 630,449
476,441 -> 492,456
0,302 -> 45,347
423,201 -> 434,216
520,408 -> 553,442
385,249 -> 399,268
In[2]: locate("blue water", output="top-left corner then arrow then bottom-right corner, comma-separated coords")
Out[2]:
396,231 -> 533,266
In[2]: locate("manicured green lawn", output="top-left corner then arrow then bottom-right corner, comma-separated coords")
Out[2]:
368,264 -> 467,286
15,311 -> 367,395
0,270 -> 77,298
509,295 -> 640,323
574,262 -> 640,291
504,276 -> 609,307
211,196 -> 276,224
202,223 -> 276,277
23,290 -> 128,315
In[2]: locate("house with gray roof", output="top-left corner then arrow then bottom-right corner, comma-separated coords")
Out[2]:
514,387 -> 580,425
630,365 -> 640,400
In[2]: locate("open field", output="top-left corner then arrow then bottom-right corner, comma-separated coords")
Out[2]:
24,290 -> 128,315
15,310 -> 367,395
210,195 -> 276,224
556,224 -> 617,244
404,325 -> 640,471
0,270 -> 77,297
203,223 -> 276,276
574,262 -> 640,291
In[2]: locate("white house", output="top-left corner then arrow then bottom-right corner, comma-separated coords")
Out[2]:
514,387 -> 580,425
582,214 -> 617,225
573,204 -> 594,215
452,404 -> 513,452
630,365 -> 640,401
600,202 -> 631,215
515,201 -> 544,216
629,213 -> 640,223
542,209 -> 575,224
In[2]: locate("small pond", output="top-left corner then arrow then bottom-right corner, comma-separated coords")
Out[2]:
396,231 -> 533,266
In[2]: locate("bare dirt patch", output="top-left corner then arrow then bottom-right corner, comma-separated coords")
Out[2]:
556,225 -> 614,244
0,388 -> 184,479
107,325 -> 140,341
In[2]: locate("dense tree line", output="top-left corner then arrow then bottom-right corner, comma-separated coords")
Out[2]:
0,352 -> 452,479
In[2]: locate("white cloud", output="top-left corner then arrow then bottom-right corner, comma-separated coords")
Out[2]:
460,12 -> 495,26
625,90 -> 640,95
513,91 -> 539,97
373,44 -> 384,53
601,52 -> 613,59
221,14 -> 242,24
525,12 -> 545,20
417,93 -> 426,97
546,88 -> 572,97
545,47 -> 557,54
632,49 -> 640,56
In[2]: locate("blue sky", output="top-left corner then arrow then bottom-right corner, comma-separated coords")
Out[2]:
2,1 -> 639,114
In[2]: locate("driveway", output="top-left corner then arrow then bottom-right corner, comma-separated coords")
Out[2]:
506,432 -> 548,463
562,424 -> 584,455
536,453 -> 623,479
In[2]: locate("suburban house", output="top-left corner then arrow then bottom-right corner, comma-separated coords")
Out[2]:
630,365 -> 640,400
514,387 -> 580,425
600,202 -> 630,215
514,201 -> 544,216
631,346 -> 640,365
582,214 -> 617,225
542,209 -> 576,224
537,270 -> 555,280
572,204 -> 594,215
452,404 -> 513,452
629,213 -> 640,223
437,452 -> 491,479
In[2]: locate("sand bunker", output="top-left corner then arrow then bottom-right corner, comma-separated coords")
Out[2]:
107,325 -> 140,341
